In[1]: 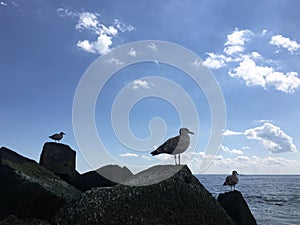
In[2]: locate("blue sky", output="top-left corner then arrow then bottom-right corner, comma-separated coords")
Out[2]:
1,0 -> 300,174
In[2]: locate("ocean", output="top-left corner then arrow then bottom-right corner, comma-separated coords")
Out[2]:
196,174 -> 300,225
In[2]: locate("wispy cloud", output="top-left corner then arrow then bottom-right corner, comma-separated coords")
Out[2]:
128,48 -> 137,57
219,145 -> 243,155
0,1 -> 7,6
57,8 -> 134,55
148,42 -> 158,52
119,153 -> 138,157
222,129 -> 243,136
107,57 -> 124,66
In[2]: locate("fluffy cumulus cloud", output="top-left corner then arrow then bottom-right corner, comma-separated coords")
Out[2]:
202,53 -> 231,69
132,79 -> 152,90
270,34 -> 300,53
202,28 -> 300,93
223,123 -> 298,154
244,123 -> 298,153
57,8 -> 134,55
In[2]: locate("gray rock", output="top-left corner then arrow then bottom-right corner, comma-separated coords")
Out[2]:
0,215 -> 50,225
39,142 -> 79,181
0,146 -> 81,221
69,165 -> 133,191
218,190 -> 257,225
54,165 -> 236,225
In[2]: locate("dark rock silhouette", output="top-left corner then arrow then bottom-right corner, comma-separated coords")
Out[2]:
39,142 -> 79,181
218,190 -> 257,225
54,165 -> 236,225
0,215 -> 50,225
69,164 -> 133,191
0,146 -> 80,222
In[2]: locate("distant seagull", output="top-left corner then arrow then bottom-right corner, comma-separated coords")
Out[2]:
49,132 -> 65,142
223,170 -> 239,191
150,128 -> 194,165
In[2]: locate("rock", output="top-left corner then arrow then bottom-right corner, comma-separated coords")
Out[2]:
0,215 -> 50,225
96,164 -> 133,184
69,165 -> 133,191
54,165 -> 236,225
0,146 -> 81,221
218,190 -> 257,225
39,142 -> 79,181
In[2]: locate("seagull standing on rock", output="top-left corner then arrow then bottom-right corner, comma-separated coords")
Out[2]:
223,170 -> 239,191
150,128 -> 194,165
49,132 -> 65,142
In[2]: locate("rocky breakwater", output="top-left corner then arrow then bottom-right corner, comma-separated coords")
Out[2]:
218,190 -> 257,225
0,146 -> 81,222
54,165 -> 237,225
39,142 -> 79,181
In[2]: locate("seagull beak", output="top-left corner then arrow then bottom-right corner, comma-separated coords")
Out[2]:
189,131 -> 194,134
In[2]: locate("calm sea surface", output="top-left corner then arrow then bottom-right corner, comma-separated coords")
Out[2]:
195,175 -> 300,225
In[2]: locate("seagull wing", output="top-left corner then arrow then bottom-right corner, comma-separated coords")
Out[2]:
151,135 -> 180,155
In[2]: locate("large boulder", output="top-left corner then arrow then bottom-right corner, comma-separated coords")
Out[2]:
69,165 -> 133,191
39,142 -> 79,181
0,147 -> 81,221
218,190 -> 257,225
54,165 -> 236,225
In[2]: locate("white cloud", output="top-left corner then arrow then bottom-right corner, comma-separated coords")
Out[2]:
222,129 -> 243,136
206,28 -> 300,93
219,145 -> 243,155
148,42 -> 158,52
270,34 -> 300,53
254,119 -> 273,124
76,12 -> 99,30
107,57 -> 124,66
58,8 -> 134,55
202,53 -> 231,69
77,40 -> 96,54
229,57 -> 300,93
128,48 -> 137,57
114,19 -> 135,32
225,28 -> 253,46
224,45 -> 245,55
77,33 -> 114,55
0,1 -> 7,6
244,123 -> 298,153
132,79 -> 152,90
119,153 -> 138,157
142,155 -> 151,161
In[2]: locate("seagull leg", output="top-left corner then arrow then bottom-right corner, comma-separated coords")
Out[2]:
174,155 -> 177,165
179,154 -> 181,165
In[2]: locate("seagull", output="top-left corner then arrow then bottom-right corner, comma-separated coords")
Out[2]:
150,128 -> 194,165
49,132 -> 65,142
223,170 -> 239,191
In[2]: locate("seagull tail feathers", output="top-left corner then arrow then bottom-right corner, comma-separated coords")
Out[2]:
150,150 -> 159,156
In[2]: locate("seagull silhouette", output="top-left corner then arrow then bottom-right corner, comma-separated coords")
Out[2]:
150,128 -> 194,165
223,170 -> 239,191
49,132 -> 65,142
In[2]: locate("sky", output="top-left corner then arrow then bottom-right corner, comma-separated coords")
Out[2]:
1,0 -> 300,174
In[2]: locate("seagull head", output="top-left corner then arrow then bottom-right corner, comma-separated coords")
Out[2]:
232,170 -> 239,175
60,132 -> 66,135
179,128 -> 194,135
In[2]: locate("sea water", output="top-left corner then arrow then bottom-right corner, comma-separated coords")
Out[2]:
196,174 -> 300,225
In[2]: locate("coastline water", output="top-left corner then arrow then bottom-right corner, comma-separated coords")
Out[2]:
196,174 -> 300,225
